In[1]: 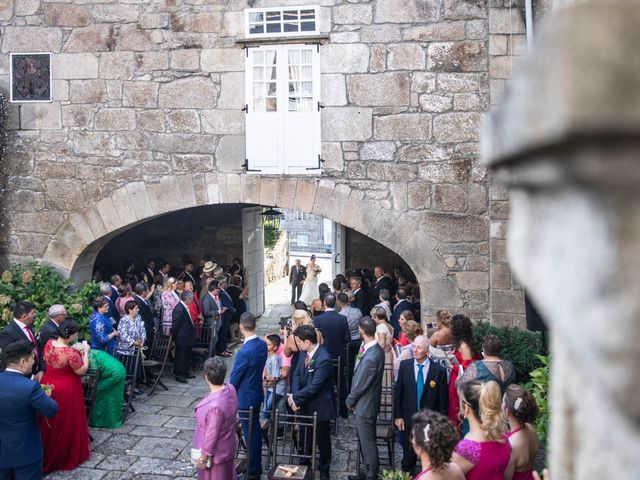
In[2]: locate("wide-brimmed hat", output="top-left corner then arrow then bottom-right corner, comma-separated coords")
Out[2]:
203,261 -> 217,273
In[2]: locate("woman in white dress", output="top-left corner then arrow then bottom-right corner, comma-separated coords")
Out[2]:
299,255 -> 321,306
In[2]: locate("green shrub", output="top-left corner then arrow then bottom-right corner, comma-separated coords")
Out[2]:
0,262 -> 100,339
525,354 -> 551,444
379,470 -> 412,480
473,321 -> 544,384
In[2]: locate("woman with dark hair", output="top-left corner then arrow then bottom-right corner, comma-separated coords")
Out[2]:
193,357 -> 238,480
115,283 -> 134,318
460,335 -> 516,394
452,380 -> 514,479
396,310 -> 416,347
411,411 -> 464,479
89,296 -> 118,354
504,385 -> 540,480
448,315 -> 481,431
39,320 -> 91,473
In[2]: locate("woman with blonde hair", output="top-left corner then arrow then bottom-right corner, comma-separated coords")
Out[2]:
161,277 -> 179,336
283,309 -> 323,374
429,310 -> 454,349
452,380 -> 514,480
371,306 -> 395,387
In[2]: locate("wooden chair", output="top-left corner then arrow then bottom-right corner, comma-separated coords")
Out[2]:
114,348 -> 142,423
331,356 -> 341,434
143,333 -> 173,396
191,324 -> 216,363
267,412 -> 317,480
235,407 -> 254,478
82,368 -> 101,421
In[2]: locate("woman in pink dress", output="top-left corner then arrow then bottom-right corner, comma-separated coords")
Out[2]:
452,380 -> 514,480
504,385 -> 540,480
194,357 -> 239,480
161,277 -> 179,336
411,411 -> 464,480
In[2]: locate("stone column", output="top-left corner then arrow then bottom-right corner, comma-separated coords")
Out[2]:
483,1 -> 640,478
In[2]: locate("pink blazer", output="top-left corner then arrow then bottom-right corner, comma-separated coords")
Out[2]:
194,384 -> 239,464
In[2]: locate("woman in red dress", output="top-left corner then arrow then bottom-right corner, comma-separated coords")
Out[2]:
40,320 -> 91,473
447,315 -> 481,432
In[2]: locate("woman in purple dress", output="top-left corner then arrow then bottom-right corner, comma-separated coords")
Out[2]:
194,357 -> 239,480
452,380 -> 515,480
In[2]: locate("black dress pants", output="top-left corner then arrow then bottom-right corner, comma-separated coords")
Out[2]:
173,345 -> 191,380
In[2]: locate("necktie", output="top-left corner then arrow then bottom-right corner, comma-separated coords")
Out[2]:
416,364 -> 424,408
24,327 -> 39,362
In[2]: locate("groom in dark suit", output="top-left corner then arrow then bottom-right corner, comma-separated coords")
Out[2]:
346,317 -> 385,480
289,325 -> 336,480
0,341 -> 58,480
289,258 -> 305,304
394,335 -> 448,474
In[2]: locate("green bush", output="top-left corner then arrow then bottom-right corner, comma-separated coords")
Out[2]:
473,321 -> 544,384
379,470 -> 412,480
0,262 -> 100,339
525,354 -> 551,444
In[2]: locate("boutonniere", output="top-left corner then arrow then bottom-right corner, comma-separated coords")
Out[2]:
356,352 -> 363,361
304,357 -> 314,370
429,380 -> 436,389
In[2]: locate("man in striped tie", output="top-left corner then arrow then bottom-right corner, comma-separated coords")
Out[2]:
0,301 -> 45,380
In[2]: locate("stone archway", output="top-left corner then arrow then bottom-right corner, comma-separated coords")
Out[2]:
40,174 -> 459,320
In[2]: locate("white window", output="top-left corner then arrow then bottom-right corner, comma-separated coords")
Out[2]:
245,6 -> 319,38
296,211 -> 308,220
245,44 -> 321,174
297,234 -> 309,247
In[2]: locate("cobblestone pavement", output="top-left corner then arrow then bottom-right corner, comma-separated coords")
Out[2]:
46,277 -> 400,479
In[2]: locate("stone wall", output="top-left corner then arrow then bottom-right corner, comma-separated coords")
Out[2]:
0,0 -> 526,324
264,231 -> 288,285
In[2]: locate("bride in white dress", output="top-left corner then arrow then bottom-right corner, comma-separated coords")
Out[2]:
299,255 -> 321,306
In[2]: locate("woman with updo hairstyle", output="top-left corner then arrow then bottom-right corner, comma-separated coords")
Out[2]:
504,385 -> 540,480
448,315 -> 481,431
452,380 -> 514,480
283,309 -> 323,374
429,310 -> 454,350
39,320 -> 91,473
460,335 -> 516,395
411,411 -> 464,480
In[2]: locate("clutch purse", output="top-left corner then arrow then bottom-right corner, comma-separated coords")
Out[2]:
190,448 -> 212,468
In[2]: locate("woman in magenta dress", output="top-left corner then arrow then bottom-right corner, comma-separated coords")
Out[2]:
448,315 -> 481,432
194,357 -> 239,480
39,320 -> 91,473
452,380 -> 514,480
411,411 -> 464,480
504,385 -> 540,480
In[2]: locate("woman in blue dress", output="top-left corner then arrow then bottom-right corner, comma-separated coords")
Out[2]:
89,296 -> 119,354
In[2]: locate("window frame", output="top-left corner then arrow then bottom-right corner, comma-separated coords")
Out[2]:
244,6 -> 320,38
9,52 -> 53,103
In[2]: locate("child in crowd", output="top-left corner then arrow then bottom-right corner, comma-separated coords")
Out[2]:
260,334 -> 290,430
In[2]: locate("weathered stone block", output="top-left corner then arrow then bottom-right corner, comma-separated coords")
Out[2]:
489,7 -> 526,34
140,13 -> 170,29
444,0 -> 487,19
412,72 -> 437,93
466,20 -> 489,39
21,103 -> 62,130
15,0 -> 39,16
218,72 -> 244,109
453,93 -> 486,111
433,184 -> 467,212
421,213 -> 488,242
456,271 -> 489,290
419,94 -> 453,113
321,74 -> 347,106
369,45 -> 386,73
375,0 -> 439,23
333,33 -> 360,44
490,289 -> 525,314
1,27 -> 63,53
361,24 -> 401,43
374,114 -> 432,141
100,52 -> 135,80
137,111 -> 165,132
216,135 -> 246,173
135,52 -> 169,71
407,183 -> 430,209
64,25 -> 116,53
201,110 -> 244,135
403,23 -> 466,42
437,73 -> 484,92
170,50 -> 200,70
44,179 -> 84,211
95,108 -> 136,131
92,4 -> 139,23
489,55 -> 513,79
69,80 -> 107,104
468,182 -> 488,214
193,12 -> 223,32
347,73 -> 410,107
321,142 -> 343,171
149,134 -> 217,155
116,27 -> 152,52
387,44 -> 425,70
159,77 -> 218,109
164,110 -> 199,133
422,277 -> 463,307
360,141 -> 396,161
45,4 -> 90,27
333,4 -> 372,24
320,44 -> 369,73
433,112 -> 481,143
201,48 -> 244,72
62,105 -> 94,127
368,163 -> 417,182
490,263 -> 512,290
34,162 -> 74,179
122,82 -> 159,108
427,42 -> 487,72
322,107 -> 373,141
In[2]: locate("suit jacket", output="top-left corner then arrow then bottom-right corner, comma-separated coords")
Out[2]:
104,295 -> 119,328
352,288 -> 369,316
393,358 -> 448,423
289,265 -> 305,284
135,295 -> 155,341
194,384 -> 238,465
368,276 -> 393,304
38,319 -> 61,352
219,289 -> 236,324
390,299 -> 412,336
313,309 -> 350,359
346,343 -> 385,418
230,337 -> 268,409
226,285 -> 246,321
0,370 -> 58,468
0,322 -> 45,375
171,302 -> 195,348
292,345 -> 336,422
201,292 -> 221,328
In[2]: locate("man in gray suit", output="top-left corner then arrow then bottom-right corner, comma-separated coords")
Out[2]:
345,316 -> 385,480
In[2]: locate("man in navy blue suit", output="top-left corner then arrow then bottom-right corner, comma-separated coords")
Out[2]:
289,325 -> 336,480
0,341 -> 58,480
390,288 -> 412,339
230,312 -> 267,480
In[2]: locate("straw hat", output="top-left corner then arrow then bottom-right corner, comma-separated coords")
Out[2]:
202,261 -> 217,273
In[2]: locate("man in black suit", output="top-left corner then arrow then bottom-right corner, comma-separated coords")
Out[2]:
289,325 -> 336,480
313,293 -> 350,417
394,335 -> 448,474
215,278 -> 236,357
38,304 -> 66,351
350,276 -> 368,316
368,266 -> 392,307
289,258 -> 305,304
171,291 -> 196,384
180,261 -> 197,288
134,282 -> 155,350
390,288 -> 412,339
0,301 -> 45,379
346,317 -> 385,480
109,274 -> 122,301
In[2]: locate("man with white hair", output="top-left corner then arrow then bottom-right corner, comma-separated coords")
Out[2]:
38,304 -> 67,351
100,282 -> 119,327
393,335 -> 449,475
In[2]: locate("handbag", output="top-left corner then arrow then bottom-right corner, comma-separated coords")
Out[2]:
190,448 -> 212,469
